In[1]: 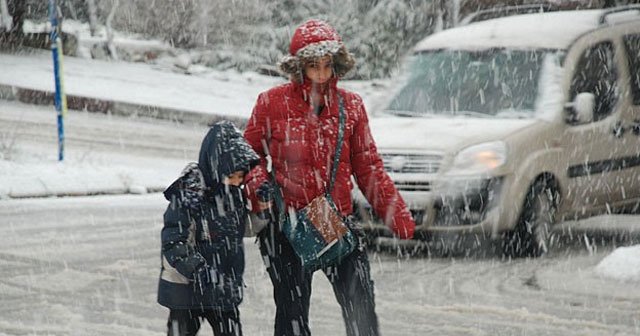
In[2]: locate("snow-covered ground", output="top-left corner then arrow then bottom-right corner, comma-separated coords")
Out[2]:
0,48 -> 639,335
0,49 -> 282,119
0,99 -> 199,198
1,194 -> 639,335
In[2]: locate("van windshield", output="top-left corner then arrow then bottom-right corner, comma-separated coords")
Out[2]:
385,49 -> 549,118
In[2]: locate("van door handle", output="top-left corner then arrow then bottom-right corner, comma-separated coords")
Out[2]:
632,119 -> 640,135
612,121 -> 625,138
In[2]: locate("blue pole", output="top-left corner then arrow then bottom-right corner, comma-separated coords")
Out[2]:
49,0 -> 66,161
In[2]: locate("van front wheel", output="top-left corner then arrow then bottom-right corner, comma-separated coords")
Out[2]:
503,181 -> 557,258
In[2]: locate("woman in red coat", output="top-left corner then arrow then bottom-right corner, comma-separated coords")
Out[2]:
244,19 -> 415,336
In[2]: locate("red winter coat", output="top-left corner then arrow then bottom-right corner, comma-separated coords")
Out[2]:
243,78 -> 415,239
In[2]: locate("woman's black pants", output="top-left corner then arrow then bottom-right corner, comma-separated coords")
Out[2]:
258,228 -> 379,336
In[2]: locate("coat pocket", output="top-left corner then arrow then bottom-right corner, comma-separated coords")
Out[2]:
160,255 -> 190,285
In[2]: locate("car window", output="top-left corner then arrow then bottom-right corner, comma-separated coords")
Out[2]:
623,34 -> 640,105
384,49 -> 548,118
569,41 -> 618,122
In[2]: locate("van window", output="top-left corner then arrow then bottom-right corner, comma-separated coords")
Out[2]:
569,41 -> 618,122
623,34 -> 640,105
385,49 -> 548,118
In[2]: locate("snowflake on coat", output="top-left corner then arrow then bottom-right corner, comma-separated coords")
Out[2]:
176,162 -> 206,212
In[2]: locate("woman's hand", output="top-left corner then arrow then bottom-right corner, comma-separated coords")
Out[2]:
256,182 -> 275,220
258,200 -> 273,211
256,182 -> 274,203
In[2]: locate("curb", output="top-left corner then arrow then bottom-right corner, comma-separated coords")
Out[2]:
0,83 -> 248,127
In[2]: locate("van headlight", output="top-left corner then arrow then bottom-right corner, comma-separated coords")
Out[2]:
448,141 -> 507,175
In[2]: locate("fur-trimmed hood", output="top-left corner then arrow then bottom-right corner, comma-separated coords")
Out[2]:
278,19 -> 355,82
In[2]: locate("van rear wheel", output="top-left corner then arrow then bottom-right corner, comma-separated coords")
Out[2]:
503,181 -> 557,258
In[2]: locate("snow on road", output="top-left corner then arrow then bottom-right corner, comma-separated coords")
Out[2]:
1,194 -> 638,336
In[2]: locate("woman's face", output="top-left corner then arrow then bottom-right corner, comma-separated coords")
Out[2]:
304,55 -> 333,85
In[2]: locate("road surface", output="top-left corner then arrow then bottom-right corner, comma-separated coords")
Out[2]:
0,194 -> 638,336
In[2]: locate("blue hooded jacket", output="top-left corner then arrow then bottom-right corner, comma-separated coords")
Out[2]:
157,121 -> 259,310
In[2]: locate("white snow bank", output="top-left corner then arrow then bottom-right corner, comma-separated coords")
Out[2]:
0,100 -> 188,199
595,245 -> 640,282
0,158 -> 170,198
0,50 -> 284,119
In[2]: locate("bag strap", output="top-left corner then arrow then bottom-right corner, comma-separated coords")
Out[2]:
328,96 -> 345,193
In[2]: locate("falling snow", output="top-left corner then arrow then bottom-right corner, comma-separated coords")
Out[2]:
1,2 -> 640,336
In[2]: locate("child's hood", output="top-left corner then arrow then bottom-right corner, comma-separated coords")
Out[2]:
197,121 -> 260,189
163,121 -> 259,201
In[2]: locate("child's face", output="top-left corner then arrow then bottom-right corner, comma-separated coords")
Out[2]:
224,171 -> 245,187
304,55 -> 333,85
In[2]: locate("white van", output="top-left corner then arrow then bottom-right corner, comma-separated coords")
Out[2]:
359,6 -> 640,256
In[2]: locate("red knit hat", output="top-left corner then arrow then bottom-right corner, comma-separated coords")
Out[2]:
278,19 -> 355,81
288,19 -> 343,56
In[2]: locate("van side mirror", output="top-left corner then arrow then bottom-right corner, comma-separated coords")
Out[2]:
565,92 -> 595,124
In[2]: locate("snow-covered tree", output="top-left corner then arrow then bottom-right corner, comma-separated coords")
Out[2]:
6,0 -> 633,78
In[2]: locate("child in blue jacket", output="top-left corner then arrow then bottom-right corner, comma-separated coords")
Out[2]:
157,121 -> 259,336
